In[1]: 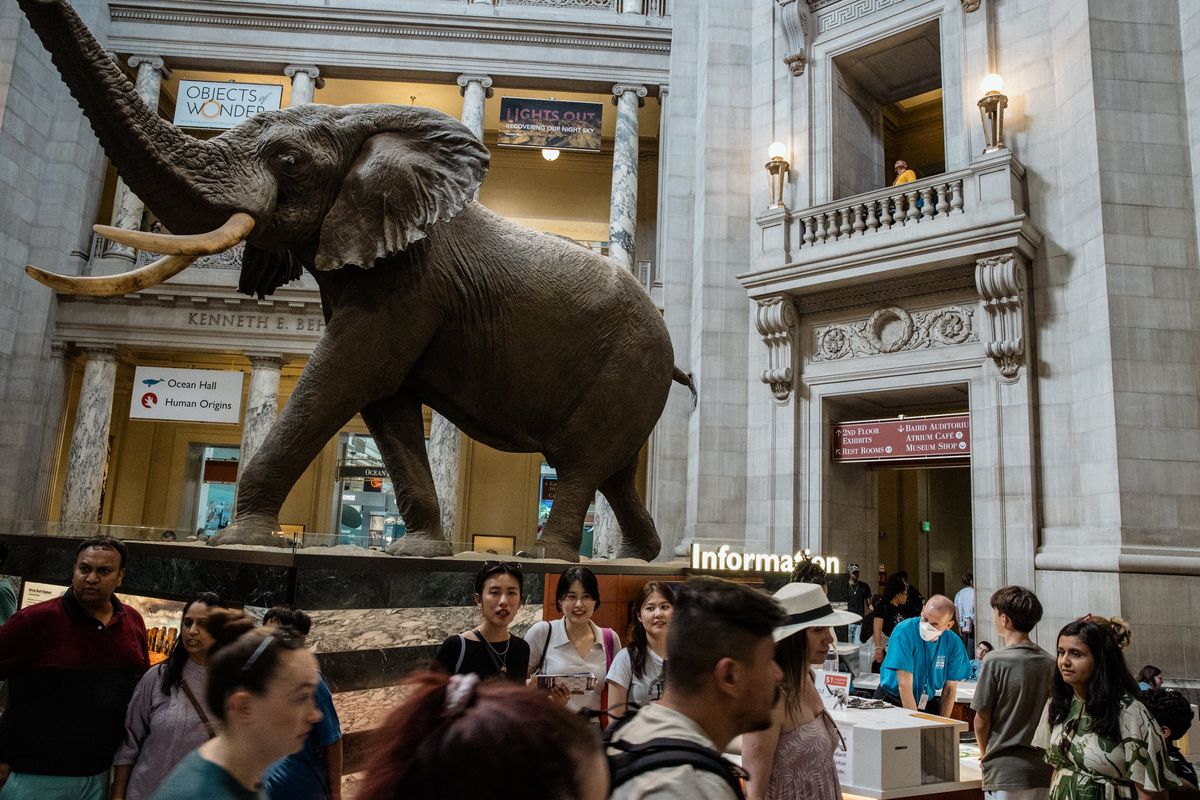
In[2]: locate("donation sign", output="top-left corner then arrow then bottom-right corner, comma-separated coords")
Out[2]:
130,366 -> 243,424
174,80 -> 283,130
497,97 -> 603,152
832,413 -> 970,463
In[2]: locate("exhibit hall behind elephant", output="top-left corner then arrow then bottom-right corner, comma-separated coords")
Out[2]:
16,0 -> 690,562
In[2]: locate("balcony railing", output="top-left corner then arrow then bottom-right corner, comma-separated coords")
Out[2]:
464,0 -> 669,14
743,150 -> 1037,297
794,174 -> 966,248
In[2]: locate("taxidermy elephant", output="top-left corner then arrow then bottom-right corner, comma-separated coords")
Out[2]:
20,0 -> 692,561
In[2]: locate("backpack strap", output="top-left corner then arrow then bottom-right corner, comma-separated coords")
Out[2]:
532,620 -> 554,675
599,627 -> 617,727
608,737 -> 747,800
454,634 -> 468,674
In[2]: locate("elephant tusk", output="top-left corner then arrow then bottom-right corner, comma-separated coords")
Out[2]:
25,253 -> 197,297
93,212 -> 256,256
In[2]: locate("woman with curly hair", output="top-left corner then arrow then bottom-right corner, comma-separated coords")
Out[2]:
1033,616 -> 1180,800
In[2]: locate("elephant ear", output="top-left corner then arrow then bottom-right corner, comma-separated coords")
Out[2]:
315,124 -> 488,271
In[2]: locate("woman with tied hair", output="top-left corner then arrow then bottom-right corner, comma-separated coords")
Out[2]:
606,581 -> 674,715
1033,616 -> 1180,800
152,610 -> 323,800
355,671 -> 609,800
111,592 -> 229,800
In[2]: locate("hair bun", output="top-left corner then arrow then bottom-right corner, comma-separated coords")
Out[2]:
204,609 -> 254,655
1091,614 -> 1133,650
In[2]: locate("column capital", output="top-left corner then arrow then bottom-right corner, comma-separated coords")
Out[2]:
975,252 -> 1026,380
611,84 -> 648,107
76,344 -> 121,363
456,74 -> 494,98
246,353 -> 287,370
284,64 -> 325,89
127,54 -> 170,80
50,341 -> 79,361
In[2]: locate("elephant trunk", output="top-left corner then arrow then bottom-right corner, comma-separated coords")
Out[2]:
17,0 -> 235,234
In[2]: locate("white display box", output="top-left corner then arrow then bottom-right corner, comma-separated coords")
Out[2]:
830,705 -> 975,799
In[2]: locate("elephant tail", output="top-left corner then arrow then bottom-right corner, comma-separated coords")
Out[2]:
672,367 -> 697,412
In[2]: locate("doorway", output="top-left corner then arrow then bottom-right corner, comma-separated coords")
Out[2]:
876,466 -> 971,600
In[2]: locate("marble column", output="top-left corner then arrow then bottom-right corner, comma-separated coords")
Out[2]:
425,74 -> 495,548
238,355 -> 284,479
284,65 -> 324,107
60,346 -> 119,524
107,56 -> 169,261
30,343 -> 76,521
608,84 -> 647,270
456,74 -> 494,141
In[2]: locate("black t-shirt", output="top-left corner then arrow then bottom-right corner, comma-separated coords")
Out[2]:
879,604 -> 907,637
435,633 -> 531,682
847,581 -> 872,616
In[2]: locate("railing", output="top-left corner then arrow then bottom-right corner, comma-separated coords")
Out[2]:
465,0 -> 669,14
793,172 -> 966,251
135,242 -> 245,271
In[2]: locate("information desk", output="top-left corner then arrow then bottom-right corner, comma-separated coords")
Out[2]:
830,705 -> 978,799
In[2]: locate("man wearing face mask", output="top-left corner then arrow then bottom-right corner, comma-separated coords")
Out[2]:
875,595 -> 971,716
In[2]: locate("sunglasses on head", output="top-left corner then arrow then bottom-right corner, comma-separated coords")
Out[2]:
482,560 -> 522,570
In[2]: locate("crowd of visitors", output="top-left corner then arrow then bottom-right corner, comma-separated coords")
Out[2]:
0,536 -> 1195,800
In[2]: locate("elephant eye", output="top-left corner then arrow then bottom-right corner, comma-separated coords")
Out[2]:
271,149 -> 304,173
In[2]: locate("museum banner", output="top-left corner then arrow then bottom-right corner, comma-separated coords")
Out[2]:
129,366 -> 244,424
497,97 -> 603,152
832,413 -> 971,463
173,80 -> 283,130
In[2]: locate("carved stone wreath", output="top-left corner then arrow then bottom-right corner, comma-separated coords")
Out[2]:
814,305 -> 976,361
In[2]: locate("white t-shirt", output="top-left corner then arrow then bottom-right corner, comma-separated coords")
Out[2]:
606,647 -> 665,707
525,619 -> 620,713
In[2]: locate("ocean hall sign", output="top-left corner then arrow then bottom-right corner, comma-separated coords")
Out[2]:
832,413 -> 971,463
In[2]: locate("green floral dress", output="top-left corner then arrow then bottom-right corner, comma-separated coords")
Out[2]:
1032,693 -> 1181,799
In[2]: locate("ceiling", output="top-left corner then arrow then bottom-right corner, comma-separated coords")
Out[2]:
833,20 -> 942,106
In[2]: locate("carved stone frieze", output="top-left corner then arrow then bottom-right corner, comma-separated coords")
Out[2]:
813,304 -> 976,362
755,296 -> 799,403
961,0 -> 982,11
975,253 -> 1026,379
813,0 -> 908,34
777,0 -> 809,76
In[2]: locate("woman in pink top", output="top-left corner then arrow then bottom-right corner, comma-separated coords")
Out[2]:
743,582 -> 860,800
111,592 -> 227,800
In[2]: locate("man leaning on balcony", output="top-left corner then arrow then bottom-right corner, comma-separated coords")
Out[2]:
892,160 -> 917,186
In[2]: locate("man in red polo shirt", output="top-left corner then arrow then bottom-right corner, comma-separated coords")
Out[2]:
0,536 -> 148,800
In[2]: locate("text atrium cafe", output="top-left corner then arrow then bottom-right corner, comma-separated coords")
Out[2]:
46,65 -> 661,555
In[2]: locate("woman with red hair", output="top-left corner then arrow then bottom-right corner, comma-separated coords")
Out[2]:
356,671 -> 609,800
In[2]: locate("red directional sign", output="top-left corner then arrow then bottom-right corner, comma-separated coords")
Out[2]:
832,413 -> 971,463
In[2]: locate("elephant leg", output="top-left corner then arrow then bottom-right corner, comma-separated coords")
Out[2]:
359,392 -> 453,558
600,459 -> 661,562
215,316 -> 418,547
538,470 -> 596,563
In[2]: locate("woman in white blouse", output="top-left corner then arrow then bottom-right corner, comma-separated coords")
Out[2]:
606,581 -> 673,717
525,566 -> 620,721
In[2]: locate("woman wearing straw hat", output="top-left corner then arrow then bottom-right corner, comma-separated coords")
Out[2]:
742,582 -> 861,800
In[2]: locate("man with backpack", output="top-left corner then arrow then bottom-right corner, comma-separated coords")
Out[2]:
607,577 -> 785,799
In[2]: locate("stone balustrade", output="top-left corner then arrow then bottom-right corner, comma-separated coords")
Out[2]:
134,241 -> 245,271
745,150 -> 1036,297
794,173 -> 966,249
465,0 -> 669,14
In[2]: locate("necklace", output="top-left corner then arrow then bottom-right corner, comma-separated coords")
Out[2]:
475,629 -> 510,674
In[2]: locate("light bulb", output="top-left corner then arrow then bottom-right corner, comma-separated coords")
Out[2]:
767,141 -> 788,161
980,73 -> 1005,96
541,148 -> 561,162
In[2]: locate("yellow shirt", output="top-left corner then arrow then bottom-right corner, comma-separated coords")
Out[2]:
892,169 -> 917,186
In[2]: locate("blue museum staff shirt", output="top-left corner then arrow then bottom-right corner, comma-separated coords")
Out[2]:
262,674 -> 342,800
880,617 -> 972,701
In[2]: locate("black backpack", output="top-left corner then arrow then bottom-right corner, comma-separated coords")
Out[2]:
604,708 -> 748,799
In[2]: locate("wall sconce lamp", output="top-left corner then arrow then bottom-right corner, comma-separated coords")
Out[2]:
766,141 -> 790,208
978,73 -> 1008,154
541,148 -> 561,162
